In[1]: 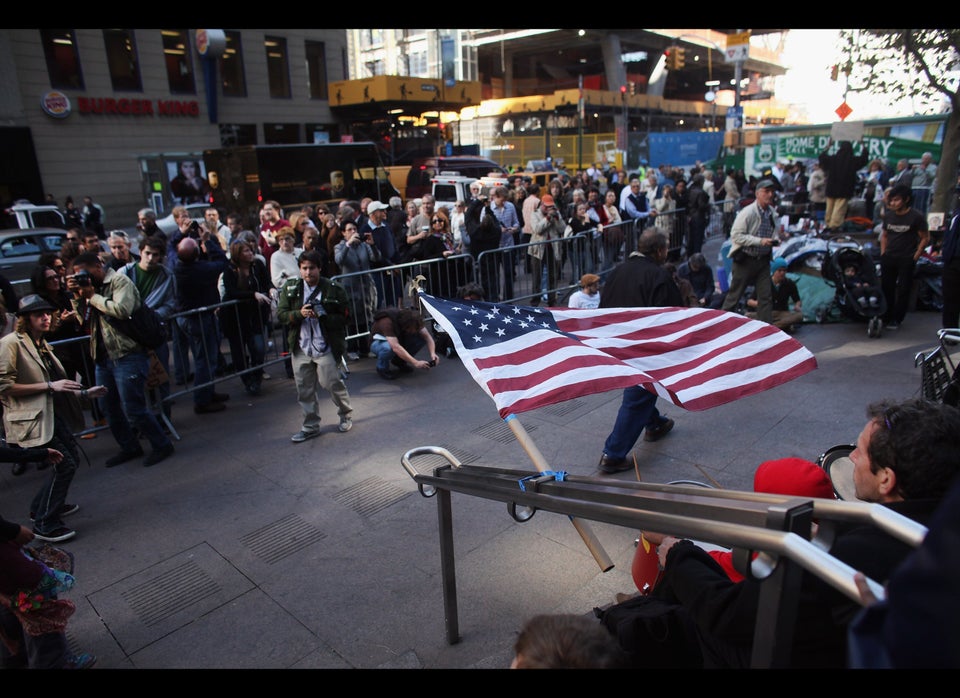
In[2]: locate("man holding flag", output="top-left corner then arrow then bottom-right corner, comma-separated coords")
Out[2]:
595,228 -> 681,474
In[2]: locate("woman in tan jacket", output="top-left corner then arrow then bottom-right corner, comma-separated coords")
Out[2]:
0,295 -> 106,543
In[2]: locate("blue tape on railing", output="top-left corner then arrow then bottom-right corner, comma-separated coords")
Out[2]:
517,470 -> 567,492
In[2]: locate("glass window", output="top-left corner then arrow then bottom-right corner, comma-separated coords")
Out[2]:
161,29 -> 196,94
305,40 -> 328,100
264,122 -> 300,145
264,35 -> 290,99
219,123 -> 257,147
220,30 -> 246,97
40,29 -> 84,89
103,29 -> 142,91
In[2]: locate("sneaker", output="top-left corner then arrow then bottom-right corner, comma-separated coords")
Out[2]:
105,446 -> 145,467
377,368 -> 398,380
346,352 -> 360,361
643,417 -> 675,442
32,526 -> 76,543
261,370 -> 271,380
857,297 -> 868,307
30,503 -> 79,521
885,321 -> 899,330
143,443 -> 175,467
291,429 -> 321,443
64,653 -> 97,670
338,417 -> 353,433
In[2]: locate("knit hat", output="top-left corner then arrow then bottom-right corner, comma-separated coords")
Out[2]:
580,273 -> 600,287
753,457 -> 835,500
770,257 -> 788,273
540,194 -> 556,207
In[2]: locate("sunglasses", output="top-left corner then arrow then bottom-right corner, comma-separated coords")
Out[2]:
431,219 -> 444,224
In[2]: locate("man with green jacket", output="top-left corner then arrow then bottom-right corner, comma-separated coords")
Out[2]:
276,250 -> 354,443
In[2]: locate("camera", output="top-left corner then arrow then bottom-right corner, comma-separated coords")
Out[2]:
310,301 -> 326,317
71,270 -> 91,288
188,220 -> 201,237
427,358 -> 437,367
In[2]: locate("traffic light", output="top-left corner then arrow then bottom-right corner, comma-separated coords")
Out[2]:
664,47 -> 674,69
620,84 -> 627,99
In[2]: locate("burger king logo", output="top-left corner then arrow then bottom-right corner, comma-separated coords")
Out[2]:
41,91 -> 71,119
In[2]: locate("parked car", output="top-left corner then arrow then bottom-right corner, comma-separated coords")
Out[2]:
405,156 -> 507,201
3,203 -> 66,230
0,227 -> 67,289
155,202 -> 209,237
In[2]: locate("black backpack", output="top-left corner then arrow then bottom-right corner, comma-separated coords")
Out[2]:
593,594 -> 704,668
105,303 -> 167,350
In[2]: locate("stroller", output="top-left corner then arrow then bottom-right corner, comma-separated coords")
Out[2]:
818,240 -> 887,337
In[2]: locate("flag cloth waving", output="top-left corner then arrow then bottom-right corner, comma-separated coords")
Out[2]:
419,294 -> 817,418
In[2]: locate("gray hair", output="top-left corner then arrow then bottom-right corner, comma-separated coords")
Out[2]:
138,208 -> 157,221
389,196 -> 402,208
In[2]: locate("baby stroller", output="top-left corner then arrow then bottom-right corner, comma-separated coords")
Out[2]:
818,240 -> 887,337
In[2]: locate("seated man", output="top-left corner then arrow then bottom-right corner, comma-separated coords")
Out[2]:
746,257 -> 803,332
641,397 -> 960,668
677,253 -> 719,308
369,307 -> 439,380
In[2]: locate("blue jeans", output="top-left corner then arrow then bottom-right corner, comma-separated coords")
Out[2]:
31,416 -> 78,535
176,314 -> 220,405
602,386 -> 666,459
371,333 -> 426,372
96,351 -> 172,453
0,605 -> 68,668
226,330 -> 265,392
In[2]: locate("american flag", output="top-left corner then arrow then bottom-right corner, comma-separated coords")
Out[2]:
419,294 -> 817,418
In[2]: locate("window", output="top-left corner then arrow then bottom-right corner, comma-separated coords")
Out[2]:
264,123 -> 300,144
40,29 -> 84,89
409,50 -> 428,77
358,31 -> 384,50
103,29 -> 142,91
264,35 -> 290,99
161,29 -> 196,94
305,40 -> 328,100
220,30 -> 246,97
364,59 -> 384,77
219,123 -> 257,147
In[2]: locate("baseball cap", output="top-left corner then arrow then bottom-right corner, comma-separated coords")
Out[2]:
756,178 -> 777,190
753,457 -> 835,500
540,194 -> 556,207
367,201 -> 389,213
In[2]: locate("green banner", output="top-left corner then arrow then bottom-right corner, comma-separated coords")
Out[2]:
771,134 -> 940,163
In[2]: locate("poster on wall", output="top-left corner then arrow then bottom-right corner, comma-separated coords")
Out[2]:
167,158 -> 211,206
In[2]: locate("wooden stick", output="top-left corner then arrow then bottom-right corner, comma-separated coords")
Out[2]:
505,413 -> 615,572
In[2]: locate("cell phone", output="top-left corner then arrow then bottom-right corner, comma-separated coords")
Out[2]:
428,358 -> 437,367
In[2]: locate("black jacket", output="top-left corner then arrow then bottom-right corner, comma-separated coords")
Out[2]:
819,142 -> 869,198
600,254 -> 683,309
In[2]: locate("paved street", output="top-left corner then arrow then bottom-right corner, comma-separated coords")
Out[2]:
0,245 -> 950,671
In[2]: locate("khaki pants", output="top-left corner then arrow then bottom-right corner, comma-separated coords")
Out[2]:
825,197 -> 848,229
290,347 -> 352,433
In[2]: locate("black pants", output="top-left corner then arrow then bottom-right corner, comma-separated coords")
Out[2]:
943,257 -> 960,330
879,254 -> 916,325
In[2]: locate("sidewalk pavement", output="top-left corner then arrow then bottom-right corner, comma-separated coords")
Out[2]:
0,271 -> 949,671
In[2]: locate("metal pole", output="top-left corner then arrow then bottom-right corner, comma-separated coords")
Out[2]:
578,74 -> 584,173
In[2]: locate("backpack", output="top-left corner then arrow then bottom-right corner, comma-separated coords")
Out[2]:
105,303 -> 167,350
593,594 -> 704,668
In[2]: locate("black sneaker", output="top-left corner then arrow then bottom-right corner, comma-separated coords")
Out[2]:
885,321 -> 899,330
377,368 -> 398,380
143,443 -> 175,467
32,526 -> 76,543
105,447 -> 145,467
30,503 -> 79,521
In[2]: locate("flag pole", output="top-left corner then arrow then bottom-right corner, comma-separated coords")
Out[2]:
504,413 -> 615,572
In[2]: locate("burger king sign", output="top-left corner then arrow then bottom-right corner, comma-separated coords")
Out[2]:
41,91 -> 71,119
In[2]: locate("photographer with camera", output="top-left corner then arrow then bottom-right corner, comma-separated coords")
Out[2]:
276,250 -> 353,442
721,179 -> 783,324
68,253 -> 175,468
527,194 -> 565,306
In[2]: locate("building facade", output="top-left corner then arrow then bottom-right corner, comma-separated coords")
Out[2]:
0,28 -> 348,227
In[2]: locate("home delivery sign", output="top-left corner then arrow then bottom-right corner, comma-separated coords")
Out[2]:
773,133 -> 939,163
